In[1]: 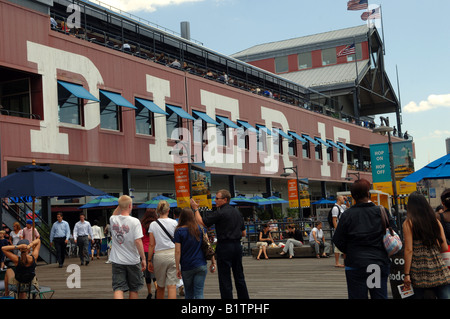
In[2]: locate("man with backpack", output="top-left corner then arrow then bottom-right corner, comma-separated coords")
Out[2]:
330,195 -> 347,268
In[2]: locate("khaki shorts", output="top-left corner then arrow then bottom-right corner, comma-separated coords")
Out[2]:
153,248 -> 177,287
256,242 -> 268,247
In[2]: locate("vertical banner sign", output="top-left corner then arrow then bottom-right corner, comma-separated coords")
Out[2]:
174,163 -> 190,208
287,179 -> 299,208
299,178 -> 310,208
190,164 -> 212,209
370,141 -> 416,195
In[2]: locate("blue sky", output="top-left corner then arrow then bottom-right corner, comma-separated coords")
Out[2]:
98,0 -> 450,170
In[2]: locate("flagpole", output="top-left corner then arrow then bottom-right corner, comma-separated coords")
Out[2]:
380,4 -> 385,55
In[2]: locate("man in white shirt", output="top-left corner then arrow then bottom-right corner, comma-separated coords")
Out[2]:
73,213 -> 93,266
109,195 -> 146,299
332,196 -> 347,268
309,221 -> 331,258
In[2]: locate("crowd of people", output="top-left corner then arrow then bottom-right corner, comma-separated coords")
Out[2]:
2,181 -> 450,300
107,189 -> 248,300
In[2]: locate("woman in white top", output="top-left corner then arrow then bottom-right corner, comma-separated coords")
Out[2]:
91,220 -> 103,260
148,200 -> 178,299
9,222 -> 22,255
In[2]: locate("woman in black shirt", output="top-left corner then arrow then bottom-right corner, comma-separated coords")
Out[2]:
256,224 -> 274,260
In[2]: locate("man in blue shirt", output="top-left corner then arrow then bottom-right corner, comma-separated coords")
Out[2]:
50,212 -> 71,268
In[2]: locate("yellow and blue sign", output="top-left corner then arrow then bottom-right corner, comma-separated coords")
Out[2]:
370,141 -> 417,195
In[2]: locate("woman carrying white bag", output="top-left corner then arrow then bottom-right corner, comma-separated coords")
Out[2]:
403,191 -> 450,299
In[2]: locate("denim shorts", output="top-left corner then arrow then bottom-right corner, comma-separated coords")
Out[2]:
112,263 -> 144,292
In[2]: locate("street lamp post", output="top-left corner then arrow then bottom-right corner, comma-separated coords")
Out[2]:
281,166 -> 303,220
373,116 -> 400,234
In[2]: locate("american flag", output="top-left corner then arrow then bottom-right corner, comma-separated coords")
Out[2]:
337,44 -> 356,57
347,0 -> 368,11
361,7 -> 381,21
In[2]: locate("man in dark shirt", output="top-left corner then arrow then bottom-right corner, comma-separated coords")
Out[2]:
192,189 -> 249,299
332,179 -> 390,299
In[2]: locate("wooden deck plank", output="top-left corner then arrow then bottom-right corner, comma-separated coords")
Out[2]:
30,254 -> 350,299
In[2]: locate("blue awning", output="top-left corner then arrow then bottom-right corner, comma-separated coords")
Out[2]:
315,137 -> 331,147
135,98 -> 168,115
272,128 -> 293,140
237,120 -> 258,133
288,132 -> 307,143
301,134 -> 319,145
256,124 -> 272,136
58,81 -> 99,102
192,110 -> 219,125
166,105 -> 195,120
216,116 -> 239,129
100,90 -> 136,109
337,142 -> 353,151
326,140 -> 343,149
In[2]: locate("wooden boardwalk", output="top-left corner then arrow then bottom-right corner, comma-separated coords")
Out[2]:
31,254 -> 350,299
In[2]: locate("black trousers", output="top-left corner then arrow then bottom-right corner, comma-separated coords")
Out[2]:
53,237 -> 67,266
215,241 -> 249,299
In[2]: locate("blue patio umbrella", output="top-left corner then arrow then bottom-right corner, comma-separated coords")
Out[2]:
138,195 -> 178,209
0,162 -> 106,239
0,163 -> 106,198
311,198 -> 336,205
266,195 -> 289,204
79,195 -> 119,209
232,195 -> 271,206
401,153 -> 450,183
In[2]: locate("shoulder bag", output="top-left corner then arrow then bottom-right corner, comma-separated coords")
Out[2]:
201,227 -> 215,260
380,206 -> 402,256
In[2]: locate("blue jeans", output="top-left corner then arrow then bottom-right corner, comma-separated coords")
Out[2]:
413,285 -> 450,299
345,264 -> 390,299
181,265 -> 208,299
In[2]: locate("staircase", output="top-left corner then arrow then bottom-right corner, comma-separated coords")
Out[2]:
2,200 -> 57,264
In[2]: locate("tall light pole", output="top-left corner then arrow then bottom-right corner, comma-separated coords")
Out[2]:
373,116 -> 400,234
281,166 -> 303,220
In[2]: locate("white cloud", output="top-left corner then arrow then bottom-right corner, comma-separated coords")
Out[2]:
404,94 -> 450,113
96,0 -> 205,13
429,130 -> 450,139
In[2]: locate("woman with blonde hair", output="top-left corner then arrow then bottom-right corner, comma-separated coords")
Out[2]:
147,200 -> 178,299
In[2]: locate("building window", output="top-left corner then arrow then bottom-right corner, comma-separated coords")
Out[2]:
338,148 -> 345,163
100,92 -> 120,131
275,56 -> 289,73
315,141 -> 322,160
135,99 -> 154,136
347,43 -> 363,62
327,146 -> 334,162
0,78 -> 31,118
216,121 -> 227,146
322,48 -> 337,66
288,136 -> 297,156
302,140 -> 310,158
193,117 -> 207,144
57,83 -> 83,125
166,108 -> 182,140
298,52 -> 312,69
